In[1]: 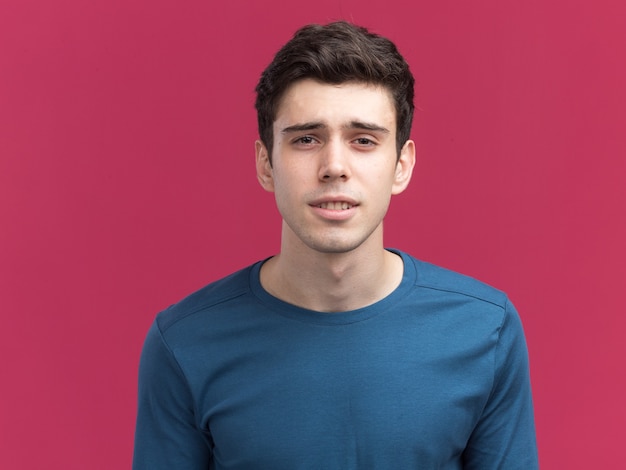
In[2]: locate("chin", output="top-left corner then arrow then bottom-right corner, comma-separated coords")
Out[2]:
303,238 -> 365,255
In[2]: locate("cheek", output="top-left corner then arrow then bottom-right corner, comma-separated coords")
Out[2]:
273,163 -> 311,190
271,172 -> 301,206
355,163 -> 396,186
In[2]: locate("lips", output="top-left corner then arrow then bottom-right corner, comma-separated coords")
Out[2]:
317,201 -> 354,210
309,195 -> 359,210
308,197 -> 358,221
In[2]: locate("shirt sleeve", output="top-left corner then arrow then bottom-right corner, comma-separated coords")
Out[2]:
462,299 -> 539,469
133,319 -> 212,469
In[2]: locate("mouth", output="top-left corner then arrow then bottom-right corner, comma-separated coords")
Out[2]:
316,201 -> 355,210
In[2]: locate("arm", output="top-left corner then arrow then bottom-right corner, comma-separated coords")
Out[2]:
133,320 -> 212,469
463,299 -> 539,469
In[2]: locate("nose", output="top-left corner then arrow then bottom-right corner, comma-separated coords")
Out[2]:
318,140 -> 351,181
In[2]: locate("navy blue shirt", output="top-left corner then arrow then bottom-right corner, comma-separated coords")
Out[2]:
133,250 -> 538,469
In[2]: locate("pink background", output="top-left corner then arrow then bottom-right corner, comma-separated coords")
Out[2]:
1,0 -> 625,468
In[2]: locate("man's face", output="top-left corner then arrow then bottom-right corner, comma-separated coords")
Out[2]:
256,79 -> 415,255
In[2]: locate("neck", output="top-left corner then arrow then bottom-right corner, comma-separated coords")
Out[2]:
259,223 -> 403,312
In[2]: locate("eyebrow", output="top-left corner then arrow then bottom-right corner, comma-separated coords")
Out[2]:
280,120 -> 390,135
346,120 -> 390,134
280,122 -> 326,134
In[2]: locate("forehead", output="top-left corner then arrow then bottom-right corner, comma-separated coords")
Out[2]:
274,79 -> 396,130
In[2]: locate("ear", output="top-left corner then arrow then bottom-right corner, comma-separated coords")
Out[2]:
391,139 -> 416,195
255,140 -> 275,192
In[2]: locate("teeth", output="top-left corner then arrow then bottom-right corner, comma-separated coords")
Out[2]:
319,202 -> 352,210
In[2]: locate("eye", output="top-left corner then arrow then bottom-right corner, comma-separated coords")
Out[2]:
293,135 -> 317,145
353,137 -> 376,146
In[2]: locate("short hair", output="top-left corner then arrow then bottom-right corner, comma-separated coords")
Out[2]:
255,21 -> 415,160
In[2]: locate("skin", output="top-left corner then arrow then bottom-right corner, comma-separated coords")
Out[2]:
255,79 -> 415,312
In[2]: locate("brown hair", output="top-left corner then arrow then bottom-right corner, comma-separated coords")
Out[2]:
255,21 -> 415,160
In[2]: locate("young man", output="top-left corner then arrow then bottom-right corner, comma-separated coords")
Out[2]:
133,22 -> 538,469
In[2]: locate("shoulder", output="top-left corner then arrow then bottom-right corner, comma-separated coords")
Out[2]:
155,263 -> 259,333
399,251 -> 509,310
